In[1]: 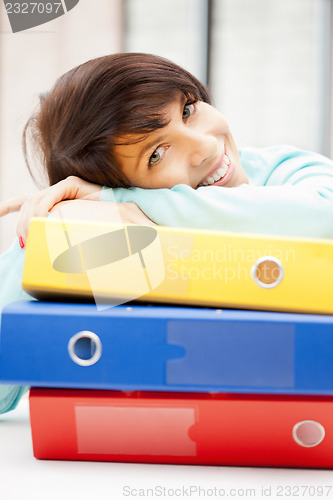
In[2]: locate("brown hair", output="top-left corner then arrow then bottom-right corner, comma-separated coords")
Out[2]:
23,52 -> 211,188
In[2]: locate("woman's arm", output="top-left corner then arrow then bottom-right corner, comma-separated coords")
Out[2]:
5,176 -> 333,240
0,176 -> 154,245
0,386 -> 28,414
107,182 -> 333,239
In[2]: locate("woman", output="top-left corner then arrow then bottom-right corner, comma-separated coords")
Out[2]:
1,52 -> 333,413
3,52 -> 333,241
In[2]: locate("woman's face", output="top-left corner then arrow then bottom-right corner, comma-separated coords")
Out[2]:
114,94 -> 248,190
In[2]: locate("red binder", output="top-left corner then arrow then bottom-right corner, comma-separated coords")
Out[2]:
30,388 -> 333,467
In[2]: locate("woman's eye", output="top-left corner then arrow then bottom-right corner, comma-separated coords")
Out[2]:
149,146 -> 165,167
183,103 -> 195,120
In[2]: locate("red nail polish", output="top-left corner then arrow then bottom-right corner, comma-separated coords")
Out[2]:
19,237 -> 25,249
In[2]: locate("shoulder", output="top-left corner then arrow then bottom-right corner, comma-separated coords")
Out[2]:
239,144 -> 304,167
240,144 -> 333,166
239,145 -> 295,185
239,144 -> 333,186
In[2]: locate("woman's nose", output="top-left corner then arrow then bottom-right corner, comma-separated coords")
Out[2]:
185,130 -> 218,167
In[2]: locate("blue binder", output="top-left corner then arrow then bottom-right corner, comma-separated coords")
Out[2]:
1,300 -> 333,395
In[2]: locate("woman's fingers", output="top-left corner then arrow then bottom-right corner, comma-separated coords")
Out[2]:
57,176 -> 102,203
16,177 -> 103,243
16,199 -> 42,243
67,176 -> 103,202
0,195 -> 29,217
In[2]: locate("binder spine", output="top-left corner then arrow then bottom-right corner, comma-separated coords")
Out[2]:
29,388 -> 333,468
22,218 -> 333,314
1,301 -> 333,394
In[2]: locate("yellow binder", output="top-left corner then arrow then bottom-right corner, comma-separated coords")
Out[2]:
22,217 -> 333,314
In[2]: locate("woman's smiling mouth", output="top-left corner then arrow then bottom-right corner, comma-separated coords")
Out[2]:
198,150 -> 234,187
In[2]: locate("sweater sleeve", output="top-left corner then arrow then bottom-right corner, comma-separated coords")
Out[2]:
101,179 -> 333,239
0,240 -> 32,414
0,386 -> 28,414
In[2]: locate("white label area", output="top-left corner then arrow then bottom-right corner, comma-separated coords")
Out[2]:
75,405 -> 197,456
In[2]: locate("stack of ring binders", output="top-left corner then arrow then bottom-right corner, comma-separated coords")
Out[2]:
1,217 -> 333,467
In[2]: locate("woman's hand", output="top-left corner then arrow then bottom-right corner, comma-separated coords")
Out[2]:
1,175 -> 155,246
1,176 -> 102,244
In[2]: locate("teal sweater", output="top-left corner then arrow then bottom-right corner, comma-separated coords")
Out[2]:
0,240 -> 31,413
1,145 -> 333,413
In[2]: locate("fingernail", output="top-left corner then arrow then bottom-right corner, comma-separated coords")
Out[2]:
19,237 -> 25,249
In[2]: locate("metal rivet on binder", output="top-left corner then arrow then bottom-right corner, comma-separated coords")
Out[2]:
251,256 -> 284,288
68,331 -> 102,366
292,420 -> 325,448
